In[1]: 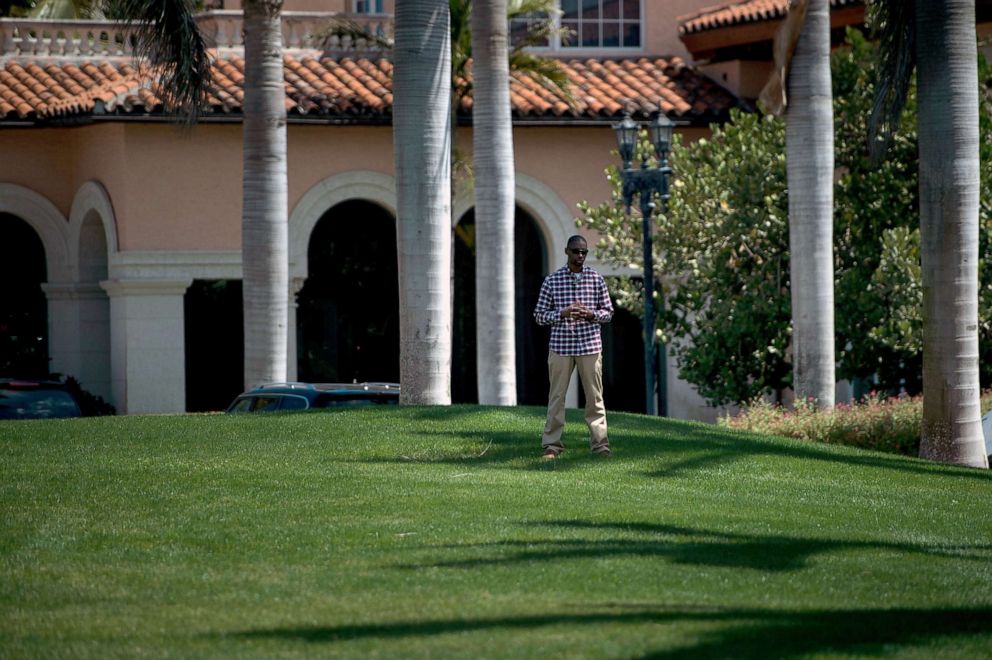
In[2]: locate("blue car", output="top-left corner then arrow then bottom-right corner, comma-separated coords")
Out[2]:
226,382 -> 400,413
0,379 -> 83,420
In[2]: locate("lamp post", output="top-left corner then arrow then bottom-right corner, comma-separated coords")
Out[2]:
613,111 -> 673,416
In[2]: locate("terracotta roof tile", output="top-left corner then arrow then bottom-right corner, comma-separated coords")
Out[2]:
1,54 -> 738,124
679,0 -> 862,35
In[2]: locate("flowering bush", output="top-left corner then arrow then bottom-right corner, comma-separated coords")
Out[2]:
721,390 -> 992,456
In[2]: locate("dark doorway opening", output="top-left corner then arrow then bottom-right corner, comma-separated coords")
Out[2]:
0,213 -> 48,377
297,200 -> 399,384
184,279 -> 244,411
599,303 -> 646,414
452,207 -> 549,405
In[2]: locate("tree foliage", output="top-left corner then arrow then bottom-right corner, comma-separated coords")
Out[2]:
578,110 -> 792,406
836,30 -> 992,391
579,30 -> 992,407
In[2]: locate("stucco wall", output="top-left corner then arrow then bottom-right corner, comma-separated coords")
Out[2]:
0,121 -> 657,253
0,118 -> 716,419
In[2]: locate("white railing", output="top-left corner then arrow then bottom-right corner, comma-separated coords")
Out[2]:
0,19 -> 138,58
0,10 -> 393,60
197,10 -> 392,54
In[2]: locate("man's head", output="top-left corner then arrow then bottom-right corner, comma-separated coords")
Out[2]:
565,235 -> 588,272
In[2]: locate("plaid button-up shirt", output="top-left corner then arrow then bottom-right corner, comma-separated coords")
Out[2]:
534,265 -> 614,356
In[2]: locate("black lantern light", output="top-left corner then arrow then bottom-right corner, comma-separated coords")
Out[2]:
613,112 -> 639,169
648,112 -> 674,161
611,105 -> 675,417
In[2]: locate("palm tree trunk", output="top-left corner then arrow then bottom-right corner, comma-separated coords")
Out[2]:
394,0 -> 453,404
242,0 -> 289,388
915,0 -> 988,467
471,0 -> 517,405
785,0 -> 835,409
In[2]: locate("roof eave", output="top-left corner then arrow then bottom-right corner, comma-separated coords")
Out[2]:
681,4 -> 865,62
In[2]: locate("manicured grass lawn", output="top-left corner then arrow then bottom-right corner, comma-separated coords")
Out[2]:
2,405 -> 991,658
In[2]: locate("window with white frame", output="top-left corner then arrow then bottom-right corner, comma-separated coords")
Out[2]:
510,0 -> 642,50
354,0 -> 384,14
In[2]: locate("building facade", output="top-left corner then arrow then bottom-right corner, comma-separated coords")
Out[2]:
1,0 -> 885,419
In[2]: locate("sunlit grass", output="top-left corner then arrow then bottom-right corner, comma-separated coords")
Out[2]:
2,406 -> 991,658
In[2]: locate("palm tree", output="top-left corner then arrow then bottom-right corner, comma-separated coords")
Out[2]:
393,0 -> 453,404
915,0 -> 986,467
870,0 -> 987,468
785,0 -> 836,409
326,1 -> 564,405
241,0 -> 289,389
470,0 -> 516,405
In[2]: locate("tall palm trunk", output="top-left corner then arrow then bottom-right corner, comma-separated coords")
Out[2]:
394,0 -> 453,404
915,0 -> 988,467
242,0 -> 289,388
785,0 -> 835,409
471,0 -> 517,405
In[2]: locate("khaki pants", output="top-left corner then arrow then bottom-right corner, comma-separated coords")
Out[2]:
542,351 -> 609,454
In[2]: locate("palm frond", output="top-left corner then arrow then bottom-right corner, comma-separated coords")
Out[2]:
450,0 -> 473,81
866,0 -> 916,164
312,19 -> 395,50
507,0 -> 560,19
31,0 -> 99,19
509,50 -> 575,105
106,0 -> 211,125
504,0 -> 573,103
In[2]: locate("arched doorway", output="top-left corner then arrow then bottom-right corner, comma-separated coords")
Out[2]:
1,213 -> 48,377
297,200 -> 399,383
452,207 -> 549,405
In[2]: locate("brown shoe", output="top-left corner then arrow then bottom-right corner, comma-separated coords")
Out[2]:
542,449 -> 560,460
593,448 -> 612,457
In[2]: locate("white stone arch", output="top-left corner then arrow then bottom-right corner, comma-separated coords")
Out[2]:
0,183 -> 72,282
452,173 -> 576,275
288,171 -> 397,280
513,173 -> 576,273
44,180 -> 119,402
68,180 -> 118,282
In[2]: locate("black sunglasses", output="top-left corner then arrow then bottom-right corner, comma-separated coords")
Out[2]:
569,248 -> 589,256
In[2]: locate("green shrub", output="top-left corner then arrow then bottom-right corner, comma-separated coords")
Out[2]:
722,390 -> 992,456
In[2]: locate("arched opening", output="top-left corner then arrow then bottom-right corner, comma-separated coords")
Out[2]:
76,211 -> 112,400
297,199 -> 399,383
452,207 -> 549,405
78,211 -> 108,282
1,213 -> 49,377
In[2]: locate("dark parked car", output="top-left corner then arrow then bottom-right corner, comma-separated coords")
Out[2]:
0,379 -> 83,420
226,382 -> 400,413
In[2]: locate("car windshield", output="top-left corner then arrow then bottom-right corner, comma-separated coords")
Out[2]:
228,397 -> 254,413
228,394 -> 310,413
0,388 -> 81,420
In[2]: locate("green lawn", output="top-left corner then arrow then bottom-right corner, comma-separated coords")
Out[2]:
2,405 -> 991,658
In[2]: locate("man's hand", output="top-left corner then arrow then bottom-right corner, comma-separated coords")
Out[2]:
562,304 -> 594,321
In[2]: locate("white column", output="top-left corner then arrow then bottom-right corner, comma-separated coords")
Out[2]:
287,276 -> 306,382
42,282 -> 112,403
100,279 -> 192,414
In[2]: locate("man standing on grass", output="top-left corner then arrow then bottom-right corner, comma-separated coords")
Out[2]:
534,235 -> 614,459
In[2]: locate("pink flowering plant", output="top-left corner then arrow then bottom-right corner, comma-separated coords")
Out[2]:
721,390 -> 992,456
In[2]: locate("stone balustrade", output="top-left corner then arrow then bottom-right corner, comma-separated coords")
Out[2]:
0,19 -> 137,59
0,10 -> 393,60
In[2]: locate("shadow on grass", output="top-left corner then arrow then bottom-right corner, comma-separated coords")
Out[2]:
349,409 -> 992,483
400,519 -> 992,572
228,605 -> 992,657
